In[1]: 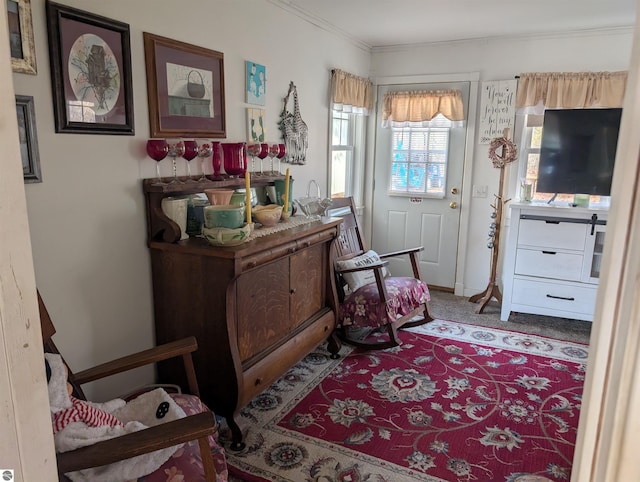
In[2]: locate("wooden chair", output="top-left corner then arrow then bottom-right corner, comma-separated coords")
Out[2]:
328,197 -> 434,349
38,292 -> 225,481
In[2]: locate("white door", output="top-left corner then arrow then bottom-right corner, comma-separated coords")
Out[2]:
372,81 -> 470,290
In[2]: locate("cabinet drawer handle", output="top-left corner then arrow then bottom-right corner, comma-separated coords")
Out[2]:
541,251 -> 557,255
546,294 -> 575,301
254,378 -> 263,386
247,261 -> 257,268
545,221 -> 560,224
301,241 -> 310,248
288,247 -> 297,254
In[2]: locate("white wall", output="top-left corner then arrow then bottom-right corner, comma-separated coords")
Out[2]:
371,29 -> 634,295
16,0 -> 370,399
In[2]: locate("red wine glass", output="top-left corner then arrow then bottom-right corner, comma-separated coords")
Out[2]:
146,139 -> 169,185
276,143 -> 286,175
247,143 -> 261,174
196,140 -> 213,182
166,139 -> 185,184
257,143 -> 269,176
182,140 -> 198,183
268,143 -> 279,175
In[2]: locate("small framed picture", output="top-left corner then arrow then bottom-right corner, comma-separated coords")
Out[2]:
45,1 -> 134,134
144,32 -> 226,138
247,108 -> 266,143
246,61 -> 266,106
7,0 -> 37,74
15,95 -> 42,183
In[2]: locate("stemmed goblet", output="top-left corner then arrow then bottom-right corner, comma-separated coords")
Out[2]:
182,140 -> 198,183
247,143 -> 261,174
166,139 -> 185,184
147,139 -> 169,185
196,141 -> 213,182
276,143 -> 286,175
268,143 -> 280,175
257,143 -> 269,176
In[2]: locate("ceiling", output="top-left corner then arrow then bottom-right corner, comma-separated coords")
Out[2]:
269,0 -> 636,49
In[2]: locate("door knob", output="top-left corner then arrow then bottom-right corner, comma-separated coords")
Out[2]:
450,187 -> 459,195
449,201 -> 458,209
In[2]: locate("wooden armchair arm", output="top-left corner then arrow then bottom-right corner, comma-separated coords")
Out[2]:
74,337 -> 198,385
56,411 -> 216,474
378,246 -> 424,259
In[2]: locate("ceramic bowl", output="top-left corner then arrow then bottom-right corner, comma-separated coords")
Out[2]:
253,204 -> 283,227
204,189 -> 234,206
204,205 -> 245,229
202,223 -> 253,247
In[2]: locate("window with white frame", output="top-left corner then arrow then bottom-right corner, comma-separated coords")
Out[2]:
518,114 -> 607,205
330,110 -> 365,203
389,121 -> 450,197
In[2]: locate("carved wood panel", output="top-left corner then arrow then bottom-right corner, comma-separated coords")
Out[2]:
290,244 -> 323,327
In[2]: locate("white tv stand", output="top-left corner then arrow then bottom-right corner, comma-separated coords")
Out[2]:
501,202 -> 607,322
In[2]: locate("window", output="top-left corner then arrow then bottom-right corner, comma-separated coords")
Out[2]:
330,110 -> 365,203
389,123 -> 450,196
518,114 -> 607,205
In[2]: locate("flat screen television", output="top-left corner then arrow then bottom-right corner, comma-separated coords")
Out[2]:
537,108 -> 622,196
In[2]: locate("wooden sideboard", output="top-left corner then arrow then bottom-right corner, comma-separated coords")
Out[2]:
143,178 -> 341,450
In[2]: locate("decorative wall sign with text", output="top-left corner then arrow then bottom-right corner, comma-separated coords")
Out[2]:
479,80 -> 517,144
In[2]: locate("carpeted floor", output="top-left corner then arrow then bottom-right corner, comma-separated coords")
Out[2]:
429,290 -> 592,345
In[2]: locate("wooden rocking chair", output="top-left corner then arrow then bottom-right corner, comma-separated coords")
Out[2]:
328,197 -> 434,349
38,292 -> 225,481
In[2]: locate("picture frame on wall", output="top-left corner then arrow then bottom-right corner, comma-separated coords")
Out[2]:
247,108 -> 266,143
45,1 -> 134,135
143,32 -> 226,138
7,0 -> 37,74
15,95 -> 42,183
245,61 -> 266,106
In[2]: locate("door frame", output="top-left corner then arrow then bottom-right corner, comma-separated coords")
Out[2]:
364,72 -> 479,295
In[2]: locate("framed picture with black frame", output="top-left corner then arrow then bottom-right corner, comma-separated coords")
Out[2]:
143,32 -> 226,138
15,95 -> 42,183
45,1 -> 134,134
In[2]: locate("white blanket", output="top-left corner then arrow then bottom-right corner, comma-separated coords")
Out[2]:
45,353 -> 186,482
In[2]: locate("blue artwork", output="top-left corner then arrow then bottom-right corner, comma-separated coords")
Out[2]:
246,61 -> 266,106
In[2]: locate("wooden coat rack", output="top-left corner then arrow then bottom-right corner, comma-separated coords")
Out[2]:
469,129 -> 517,314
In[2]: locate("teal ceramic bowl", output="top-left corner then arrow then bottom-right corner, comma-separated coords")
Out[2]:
204,205 -> 245,229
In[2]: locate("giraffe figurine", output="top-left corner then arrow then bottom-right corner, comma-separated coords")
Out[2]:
280,81 -> 308,165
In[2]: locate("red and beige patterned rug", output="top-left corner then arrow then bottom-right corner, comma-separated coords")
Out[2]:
221,320 -> 588,482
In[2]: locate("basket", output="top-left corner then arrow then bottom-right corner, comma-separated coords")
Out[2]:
294,180 -> 332,217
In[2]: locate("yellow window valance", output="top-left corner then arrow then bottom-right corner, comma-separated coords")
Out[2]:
516,71 -> 628,113
381,89 -> 465,128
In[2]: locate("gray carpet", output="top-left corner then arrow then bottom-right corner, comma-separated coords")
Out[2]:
429,290 -> 592,345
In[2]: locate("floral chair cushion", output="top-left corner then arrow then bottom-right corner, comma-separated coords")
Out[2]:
137,393 -> 228,482
339,276 -> 430,330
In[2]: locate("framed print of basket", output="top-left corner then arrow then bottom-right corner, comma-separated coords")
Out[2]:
143,32 -> 226,138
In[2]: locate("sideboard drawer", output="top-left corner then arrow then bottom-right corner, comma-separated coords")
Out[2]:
241,240 -> 298,271
512,278 -> 597,316
515,248 -> 583,281
518,219 -> 588,250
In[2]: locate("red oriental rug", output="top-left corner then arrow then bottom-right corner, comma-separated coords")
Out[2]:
222,320 -> 588,482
